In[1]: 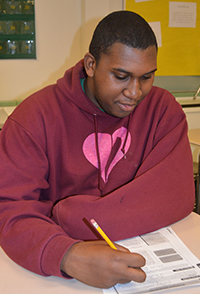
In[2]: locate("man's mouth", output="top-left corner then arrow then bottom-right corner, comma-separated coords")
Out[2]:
117,102 -> 137,112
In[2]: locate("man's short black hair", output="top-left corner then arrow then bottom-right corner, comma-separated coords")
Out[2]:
89,10 -> 158,64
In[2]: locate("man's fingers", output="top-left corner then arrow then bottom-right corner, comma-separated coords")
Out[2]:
129,252 -> 146,267
112,265 -> 146,285
118,251 -> 146,268
115,243 -> 130,252
116,245 -> 146,267
127,266 -> 146,283
111,251 -> 146,284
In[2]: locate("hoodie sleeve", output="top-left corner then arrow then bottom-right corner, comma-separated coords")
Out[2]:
51,109 -> 195,242
0,119 -> 81,278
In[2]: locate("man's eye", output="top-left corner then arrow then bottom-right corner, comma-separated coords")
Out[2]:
115,75 -> 128,80
141,75 -> 151,80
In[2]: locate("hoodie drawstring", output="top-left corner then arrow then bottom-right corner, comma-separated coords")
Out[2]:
121,114 -> 130,159
93,114 -> 103,195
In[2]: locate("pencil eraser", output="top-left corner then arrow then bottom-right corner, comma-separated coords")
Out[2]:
90,219 -> 95,224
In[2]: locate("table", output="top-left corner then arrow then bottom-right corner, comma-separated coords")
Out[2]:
1,212 -> 200,294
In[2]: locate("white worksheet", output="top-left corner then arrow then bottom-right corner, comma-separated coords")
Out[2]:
103,227 -> 200,294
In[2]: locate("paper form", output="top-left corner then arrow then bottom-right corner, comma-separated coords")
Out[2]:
103,227 -> 200,294
169,2 -> 197,28
148,21 -> 162,47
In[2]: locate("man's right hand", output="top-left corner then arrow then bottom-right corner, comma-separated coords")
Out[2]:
60,240 -> 146,289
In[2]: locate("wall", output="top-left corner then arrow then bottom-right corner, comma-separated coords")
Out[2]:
0,0 -> 199,101
0,0 -> 123,102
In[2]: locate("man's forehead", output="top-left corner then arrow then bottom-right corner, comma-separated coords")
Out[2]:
99,43 -> 157,74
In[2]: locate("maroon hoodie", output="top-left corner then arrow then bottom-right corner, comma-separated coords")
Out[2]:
0,60 -> 195,278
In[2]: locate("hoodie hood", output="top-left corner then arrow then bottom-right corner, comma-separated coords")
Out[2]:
56,59 -> 108,116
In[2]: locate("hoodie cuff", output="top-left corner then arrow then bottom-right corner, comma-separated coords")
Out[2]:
41,234 -> 81,278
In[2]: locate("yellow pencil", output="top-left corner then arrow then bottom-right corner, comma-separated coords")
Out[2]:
90,219 -> 117,250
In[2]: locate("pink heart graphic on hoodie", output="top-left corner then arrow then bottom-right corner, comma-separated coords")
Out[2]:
83,127 -> 131,182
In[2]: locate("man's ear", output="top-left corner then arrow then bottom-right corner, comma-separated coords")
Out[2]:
84,53 -> 96,77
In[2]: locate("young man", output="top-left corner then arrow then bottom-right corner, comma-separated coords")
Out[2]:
0,11 -> 195,289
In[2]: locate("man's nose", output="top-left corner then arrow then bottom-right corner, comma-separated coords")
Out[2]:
122,80 -> 142,101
